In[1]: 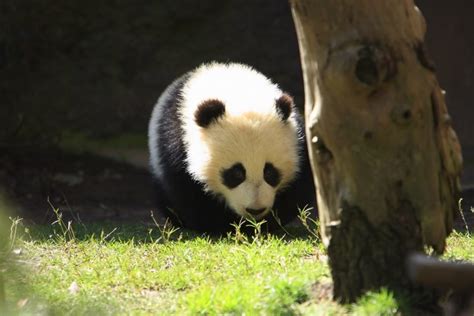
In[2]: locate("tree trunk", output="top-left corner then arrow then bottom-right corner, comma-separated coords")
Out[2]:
290,0 -> 463,303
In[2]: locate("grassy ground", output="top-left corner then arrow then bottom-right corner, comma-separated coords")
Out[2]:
1,209 -> 473,315
3,135 -> 474,315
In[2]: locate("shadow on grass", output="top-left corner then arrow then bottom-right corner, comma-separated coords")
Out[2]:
22,201 -> 320,244
24,219 -> 318,245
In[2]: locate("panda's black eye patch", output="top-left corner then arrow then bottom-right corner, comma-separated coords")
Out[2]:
264,163 -> 281,187
222,163 -> 246,189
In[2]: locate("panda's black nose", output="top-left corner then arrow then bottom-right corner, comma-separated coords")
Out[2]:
246,208 -> 266,216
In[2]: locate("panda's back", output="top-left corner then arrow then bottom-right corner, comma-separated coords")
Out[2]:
148,74 -> 188,179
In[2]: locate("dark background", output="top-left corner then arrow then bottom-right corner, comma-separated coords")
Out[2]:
1,1 -> 472,150
1,1 -> 302,145
0,1 -> 473,222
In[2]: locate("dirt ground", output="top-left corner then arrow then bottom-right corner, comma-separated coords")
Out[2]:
0,148 -> 473,232
0,148 -> 157,225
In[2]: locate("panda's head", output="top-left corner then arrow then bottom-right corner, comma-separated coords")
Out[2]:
180,63 -> 301,219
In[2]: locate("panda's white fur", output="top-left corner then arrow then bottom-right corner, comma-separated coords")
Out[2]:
178,63 -> 301,218
148,62 -> 314,232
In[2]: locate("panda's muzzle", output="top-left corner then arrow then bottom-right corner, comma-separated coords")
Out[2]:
245,207 -> 266,216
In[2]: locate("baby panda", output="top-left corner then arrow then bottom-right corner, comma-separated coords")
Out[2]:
148,62 -> 315,233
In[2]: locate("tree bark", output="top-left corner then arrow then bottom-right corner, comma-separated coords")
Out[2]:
291,0 -> 463,303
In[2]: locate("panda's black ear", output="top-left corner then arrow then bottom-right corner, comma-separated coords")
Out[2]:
195,99 -> 226,128
275,93 -> 294,121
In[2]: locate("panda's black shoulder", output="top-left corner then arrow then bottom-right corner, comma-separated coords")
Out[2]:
159,73 -> 191,113
152,73 -> 191,169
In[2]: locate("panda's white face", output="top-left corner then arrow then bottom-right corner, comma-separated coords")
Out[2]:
185,102 -> 300,219
179,63 -> 301,219
219,161 -> 281,219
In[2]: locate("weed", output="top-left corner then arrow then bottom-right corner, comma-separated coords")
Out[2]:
150,211 -> 180,243
8,217 -> 22,252
297,206 -> 320,241
229,217 -> 268,245
99,227 -> 118,244
48,198 -> 76,242
245,217 -> 267,244
270,208 -> 294,238
457,198 -> 471,235
230,217 -> 249,244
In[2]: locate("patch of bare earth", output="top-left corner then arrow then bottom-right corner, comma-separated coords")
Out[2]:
0,148 -> 160,225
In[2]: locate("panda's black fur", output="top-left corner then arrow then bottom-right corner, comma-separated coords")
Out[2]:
149,73 -> 242,230
148,63 -> 315,233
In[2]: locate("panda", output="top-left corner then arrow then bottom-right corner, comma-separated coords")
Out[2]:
148,62 -> 315,233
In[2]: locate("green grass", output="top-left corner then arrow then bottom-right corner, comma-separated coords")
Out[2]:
1,212 -> 473,315
3,221 -> 329,315
444,230 -> 474,261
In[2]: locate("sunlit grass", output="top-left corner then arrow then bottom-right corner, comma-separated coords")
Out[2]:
444,231 -> 474,261
6,221 -> 329,315
2,204 -> 474,315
